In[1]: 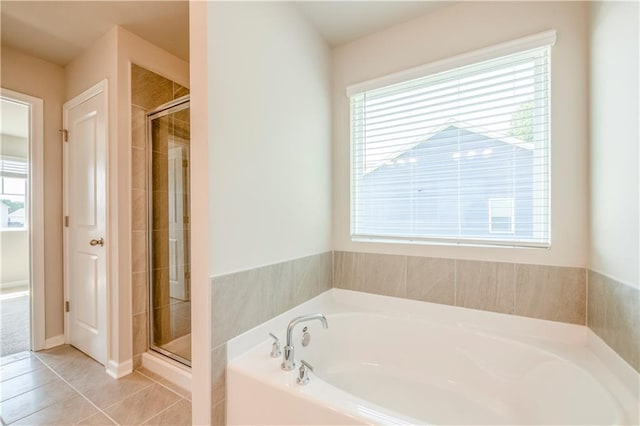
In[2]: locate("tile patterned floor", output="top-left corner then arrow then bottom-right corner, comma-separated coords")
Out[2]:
0,346 -> 191,425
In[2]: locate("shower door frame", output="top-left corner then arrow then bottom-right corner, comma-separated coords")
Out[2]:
146,95 -> 191,367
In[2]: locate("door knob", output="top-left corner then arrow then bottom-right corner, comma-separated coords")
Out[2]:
90,237 -> 104,247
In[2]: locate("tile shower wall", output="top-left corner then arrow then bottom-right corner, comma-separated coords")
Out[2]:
131,64 -> 189,367
587,270 -> 640,373
333,251 -> 587,324
209,252 -> 332,424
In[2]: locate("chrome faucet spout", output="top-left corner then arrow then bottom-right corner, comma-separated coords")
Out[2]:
281,313 -> 328,370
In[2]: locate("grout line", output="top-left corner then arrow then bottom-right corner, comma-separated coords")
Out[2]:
513,263 -> 517,314
134,368 -> 190,399
0,352 -> 31,368
585,269 -> 589,327
3,383 -> 78,425
32,351 -> 123,426
0,362 -> 47,381
10,353 -> 116,426
100,372 -> 188,425
138,397 -> 184,425
453,259 -> 457,306
97,375 -> 161,422
0,367 -> 59,403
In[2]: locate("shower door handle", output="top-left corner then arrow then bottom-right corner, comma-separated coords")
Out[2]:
90,237 -> 104,247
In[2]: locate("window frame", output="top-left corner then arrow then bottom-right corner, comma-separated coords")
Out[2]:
488,197 -> 515,234
348,31 -> 555,249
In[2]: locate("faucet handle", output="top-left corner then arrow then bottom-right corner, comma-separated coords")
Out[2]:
297,360 -> 313,385
268,333 -> 281,358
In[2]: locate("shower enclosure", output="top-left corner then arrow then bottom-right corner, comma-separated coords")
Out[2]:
147,96 -> 191,366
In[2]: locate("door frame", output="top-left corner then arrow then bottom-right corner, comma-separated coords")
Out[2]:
62,80 -> 109,363
0,88 -> 46,351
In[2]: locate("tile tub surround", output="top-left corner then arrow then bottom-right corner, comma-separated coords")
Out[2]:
588,270 -> 640,373
209,251 -> 332,424
333,251 -> 587,325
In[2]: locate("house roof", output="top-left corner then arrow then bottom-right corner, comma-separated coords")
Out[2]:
365,119 -> 532,174
8,208 -> 24,219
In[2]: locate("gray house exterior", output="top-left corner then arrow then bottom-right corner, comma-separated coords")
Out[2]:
357,124 -> 536,241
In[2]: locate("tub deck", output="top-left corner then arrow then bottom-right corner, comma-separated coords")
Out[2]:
227,289 -> 639,425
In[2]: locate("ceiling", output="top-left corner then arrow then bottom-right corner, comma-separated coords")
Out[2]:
0,1 -> 449,67
1,1 -> 189,66
0,99 -> 29,139
296,1 -> 451,47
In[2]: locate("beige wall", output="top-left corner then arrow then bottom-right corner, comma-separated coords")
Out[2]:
188,1 -> 211,423
1,134 -> 28,158
332,1 -> 589,268
207,1 -> 332,277
204,3 -> 332,422
0,230 -> 29,285
589,1 -> 639,288
1,45 -> 65,339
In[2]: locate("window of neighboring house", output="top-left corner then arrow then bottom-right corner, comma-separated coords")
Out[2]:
349,31 -> 554,248
1,157 -> 28,229
489,198 -> 515,234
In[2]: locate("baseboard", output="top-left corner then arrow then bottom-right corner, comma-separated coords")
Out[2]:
142,351 -> 191,391
44,335 -> 64,349
0,280 -> 29,291
106,358 -> 133,379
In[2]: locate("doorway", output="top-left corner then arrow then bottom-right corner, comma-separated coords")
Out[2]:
0,88 -> 45,356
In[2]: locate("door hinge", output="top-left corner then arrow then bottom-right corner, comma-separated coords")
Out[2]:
64,216 -> 69,227
65,301 -> 70,312
59,129 -> 69,142
184,215 -> 190,224
185,271 -> 191,280
182,159 -> 188,168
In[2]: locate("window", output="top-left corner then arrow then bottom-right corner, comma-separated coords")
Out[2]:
1,157 -> 28,229
489,198 -> 514,234
349,32 -> 553,248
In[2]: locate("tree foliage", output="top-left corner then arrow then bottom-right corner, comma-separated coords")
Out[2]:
509,101 -> 534,143
1,199 -> 24,213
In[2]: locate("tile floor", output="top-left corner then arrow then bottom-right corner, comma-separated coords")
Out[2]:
0,345 -> 191,425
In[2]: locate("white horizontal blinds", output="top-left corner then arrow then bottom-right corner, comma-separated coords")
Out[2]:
351,45 -> 551,247
0,157 -> 28,178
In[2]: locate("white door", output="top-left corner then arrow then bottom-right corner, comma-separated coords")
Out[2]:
168,145 -> 186,301
63,82 -> 107,365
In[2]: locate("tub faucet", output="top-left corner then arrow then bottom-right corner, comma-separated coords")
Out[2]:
281,313 -> 328,370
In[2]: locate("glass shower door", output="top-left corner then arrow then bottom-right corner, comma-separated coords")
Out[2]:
147,97 -> 191,365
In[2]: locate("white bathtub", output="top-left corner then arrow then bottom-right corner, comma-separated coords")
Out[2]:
227,289 -> 639,425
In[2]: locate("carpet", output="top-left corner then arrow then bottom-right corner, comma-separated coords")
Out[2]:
0,293 -> 30,356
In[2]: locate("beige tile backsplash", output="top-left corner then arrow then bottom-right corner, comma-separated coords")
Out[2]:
209,251 -> 333,424
588,270 -> 639,372
363,253 -> 407,298
456,260 -> 515,314
406,256 -> 455,306
211,252 -> 332,348
516,264 -> 586,324
334,251 -> 586,324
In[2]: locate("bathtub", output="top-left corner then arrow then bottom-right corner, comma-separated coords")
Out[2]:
226,289 -> 639,425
